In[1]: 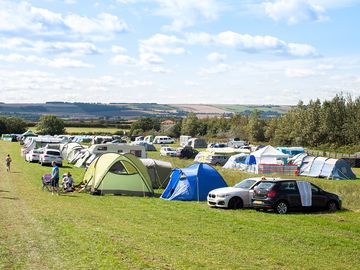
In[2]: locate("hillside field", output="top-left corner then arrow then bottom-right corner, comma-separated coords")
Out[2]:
0,141 -> 360,269
28,126 -> 124,135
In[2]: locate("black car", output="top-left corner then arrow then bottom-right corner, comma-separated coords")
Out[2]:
252,179 -> 341,214
176,146 -> 198,159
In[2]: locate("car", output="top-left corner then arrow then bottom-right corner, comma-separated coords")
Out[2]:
25,148 -> 44,162
204,154 -> 229,166
39,149 -> 63,166
252,179 -> 342,214
208,178 -> 264,209
176,146 -> 198,159
208,143 -> 227,148
153,136 -> 175,144
160,147 -> 177,157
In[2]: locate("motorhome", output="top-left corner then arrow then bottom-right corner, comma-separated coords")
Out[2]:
84,143 -> 146,167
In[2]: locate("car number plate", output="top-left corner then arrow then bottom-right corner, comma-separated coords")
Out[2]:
253,200 -> 264,204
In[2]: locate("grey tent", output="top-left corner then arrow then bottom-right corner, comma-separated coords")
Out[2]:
299,156 -> 356,180
140,159 -> 172,188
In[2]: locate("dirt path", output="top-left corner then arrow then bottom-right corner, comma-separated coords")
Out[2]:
0,147 -> 58,269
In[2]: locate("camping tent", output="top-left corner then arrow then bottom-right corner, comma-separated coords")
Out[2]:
250,145 -> 289,164
140,159 -> 172,188
161,163 -> 228,201
276,147 -> 305,157
84,153 -> 154,196
187,138 -> 207,148
299,157 -> 356,180
222,153 -> 248,169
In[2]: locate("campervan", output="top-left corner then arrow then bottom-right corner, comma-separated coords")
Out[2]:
153,136 -> 175,144
21,136 -> 64,156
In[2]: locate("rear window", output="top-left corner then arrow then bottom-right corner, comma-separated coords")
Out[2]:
234,179 -> 256,189
255,182 -> 275,190
46,151 -> 60,156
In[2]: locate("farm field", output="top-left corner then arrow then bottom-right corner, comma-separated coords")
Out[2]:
28,126 -> 124,134
1,141 -> 360,269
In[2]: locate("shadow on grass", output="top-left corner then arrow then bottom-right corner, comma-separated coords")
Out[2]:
0,196 -> 19,200
0,190 -> 10,193
257,208 -> 350,215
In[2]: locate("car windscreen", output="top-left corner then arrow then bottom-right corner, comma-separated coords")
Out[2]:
234,179 -> 257,189
255,182 -> 275,190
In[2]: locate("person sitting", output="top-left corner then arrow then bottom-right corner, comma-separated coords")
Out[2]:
62,172 -> 74,191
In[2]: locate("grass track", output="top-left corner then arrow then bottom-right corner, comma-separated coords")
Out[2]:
1,141 -> 360,269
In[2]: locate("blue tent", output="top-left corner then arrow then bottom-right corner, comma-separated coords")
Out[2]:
245,155 -> 256,165
160,163 -> 228,201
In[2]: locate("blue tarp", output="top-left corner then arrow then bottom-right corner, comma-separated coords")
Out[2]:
160,163 -> 228,201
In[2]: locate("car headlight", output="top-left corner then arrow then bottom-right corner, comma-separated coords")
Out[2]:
217,194 -> 229,198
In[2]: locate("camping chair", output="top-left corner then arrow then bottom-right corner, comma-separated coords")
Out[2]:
41,174 -> 52,191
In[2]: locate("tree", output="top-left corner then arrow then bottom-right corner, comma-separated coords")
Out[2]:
0,116 -> 27,135
247,110 -> 265,142
181,113 -> 200,137
130,118 -> 160,135
37,115 -> 65,135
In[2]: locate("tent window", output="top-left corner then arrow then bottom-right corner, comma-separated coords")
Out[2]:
109,161 -> 127,174
121,161 -> 138,175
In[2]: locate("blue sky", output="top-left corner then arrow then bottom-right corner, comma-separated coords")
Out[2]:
0,0 -> 359,104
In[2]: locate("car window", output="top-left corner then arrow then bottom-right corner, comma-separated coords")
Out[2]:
278,181 -> 297,191
234,179 -> 256,189
311,184 -> 320,193
47,151 -> 60,156
255,182 -> 275,190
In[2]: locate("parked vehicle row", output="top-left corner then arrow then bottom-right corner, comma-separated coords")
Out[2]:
208,178 -> 341,214
25,148 -> 63,166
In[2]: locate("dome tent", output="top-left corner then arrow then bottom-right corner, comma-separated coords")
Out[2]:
161,163 -> 228,201
84,153 -> 154,196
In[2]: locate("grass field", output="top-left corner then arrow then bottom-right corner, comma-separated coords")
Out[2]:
28,126 -> 124,134
1,141 -> 360,269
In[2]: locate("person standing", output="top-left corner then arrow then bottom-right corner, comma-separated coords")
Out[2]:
50,161 -> 60,195
5,154 -> 12,173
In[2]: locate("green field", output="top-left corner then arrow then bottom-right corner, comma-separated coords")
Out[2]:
28,126 -> 124,134
1,141 -> 360,269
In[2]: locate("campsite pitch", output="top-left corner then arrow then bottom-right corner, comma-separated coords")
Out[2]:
0,141 -> 360,269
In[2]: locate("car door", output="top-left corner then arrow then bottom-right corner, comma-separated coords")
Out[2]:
278,181 -> 302,208
310,184 -> 328,209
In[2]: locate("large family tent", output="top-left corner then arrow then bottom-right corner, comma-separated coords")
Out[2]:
251,145 -> 289,164
140,159 -> 172,188
161,163 -> 228,201
299,156 -> 356,180
222,153 -> 248,169
84,153 -> 154,196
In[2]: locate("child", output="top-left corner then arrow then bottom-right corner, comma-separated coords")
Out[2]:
62,172 -> 74,191
5,154 -> 12,173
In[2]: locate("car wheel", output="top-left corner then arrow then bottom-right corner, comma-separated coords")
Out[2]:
228,197 -> 243,209
327,200 -> 339,211
275,201 -> 288,214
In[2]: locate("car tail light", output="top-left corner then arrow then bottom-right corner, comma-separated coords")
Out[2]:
267,190 -> 276,198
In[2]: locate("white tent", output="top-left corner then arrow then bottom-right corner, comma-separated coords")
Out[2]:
251,145 -> 289,165
222,153 -> 248,169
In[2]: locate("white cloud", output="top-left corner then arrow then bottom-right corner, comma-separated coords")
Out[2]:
63,13 -> 127,35
184,80 -> 199,86
111,45 -> 127,54
207,52 -> 227,62
139,53 -> 164,65
0,53 -> 93,68
199,63 -> 232,75
0,2 -> 127,39
139,34 -> 186,55
263,0 -> 327,24
285,67 -> 316,77
156,0 -> 221,31
0,38 -> 100,56
188,31 -> 318,57
111,54 -> 137,65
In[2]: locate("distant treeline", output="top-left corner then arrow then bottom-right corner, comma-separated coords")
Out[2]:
0,116 -> 27,134
132,94 -> 360,149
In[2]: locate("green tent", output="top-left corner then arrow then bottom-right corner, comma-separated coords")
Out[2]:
84,153 -> 154,196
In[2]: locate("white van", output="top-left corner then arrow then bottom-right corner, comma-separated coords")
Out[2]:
153,136 -> 175,144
